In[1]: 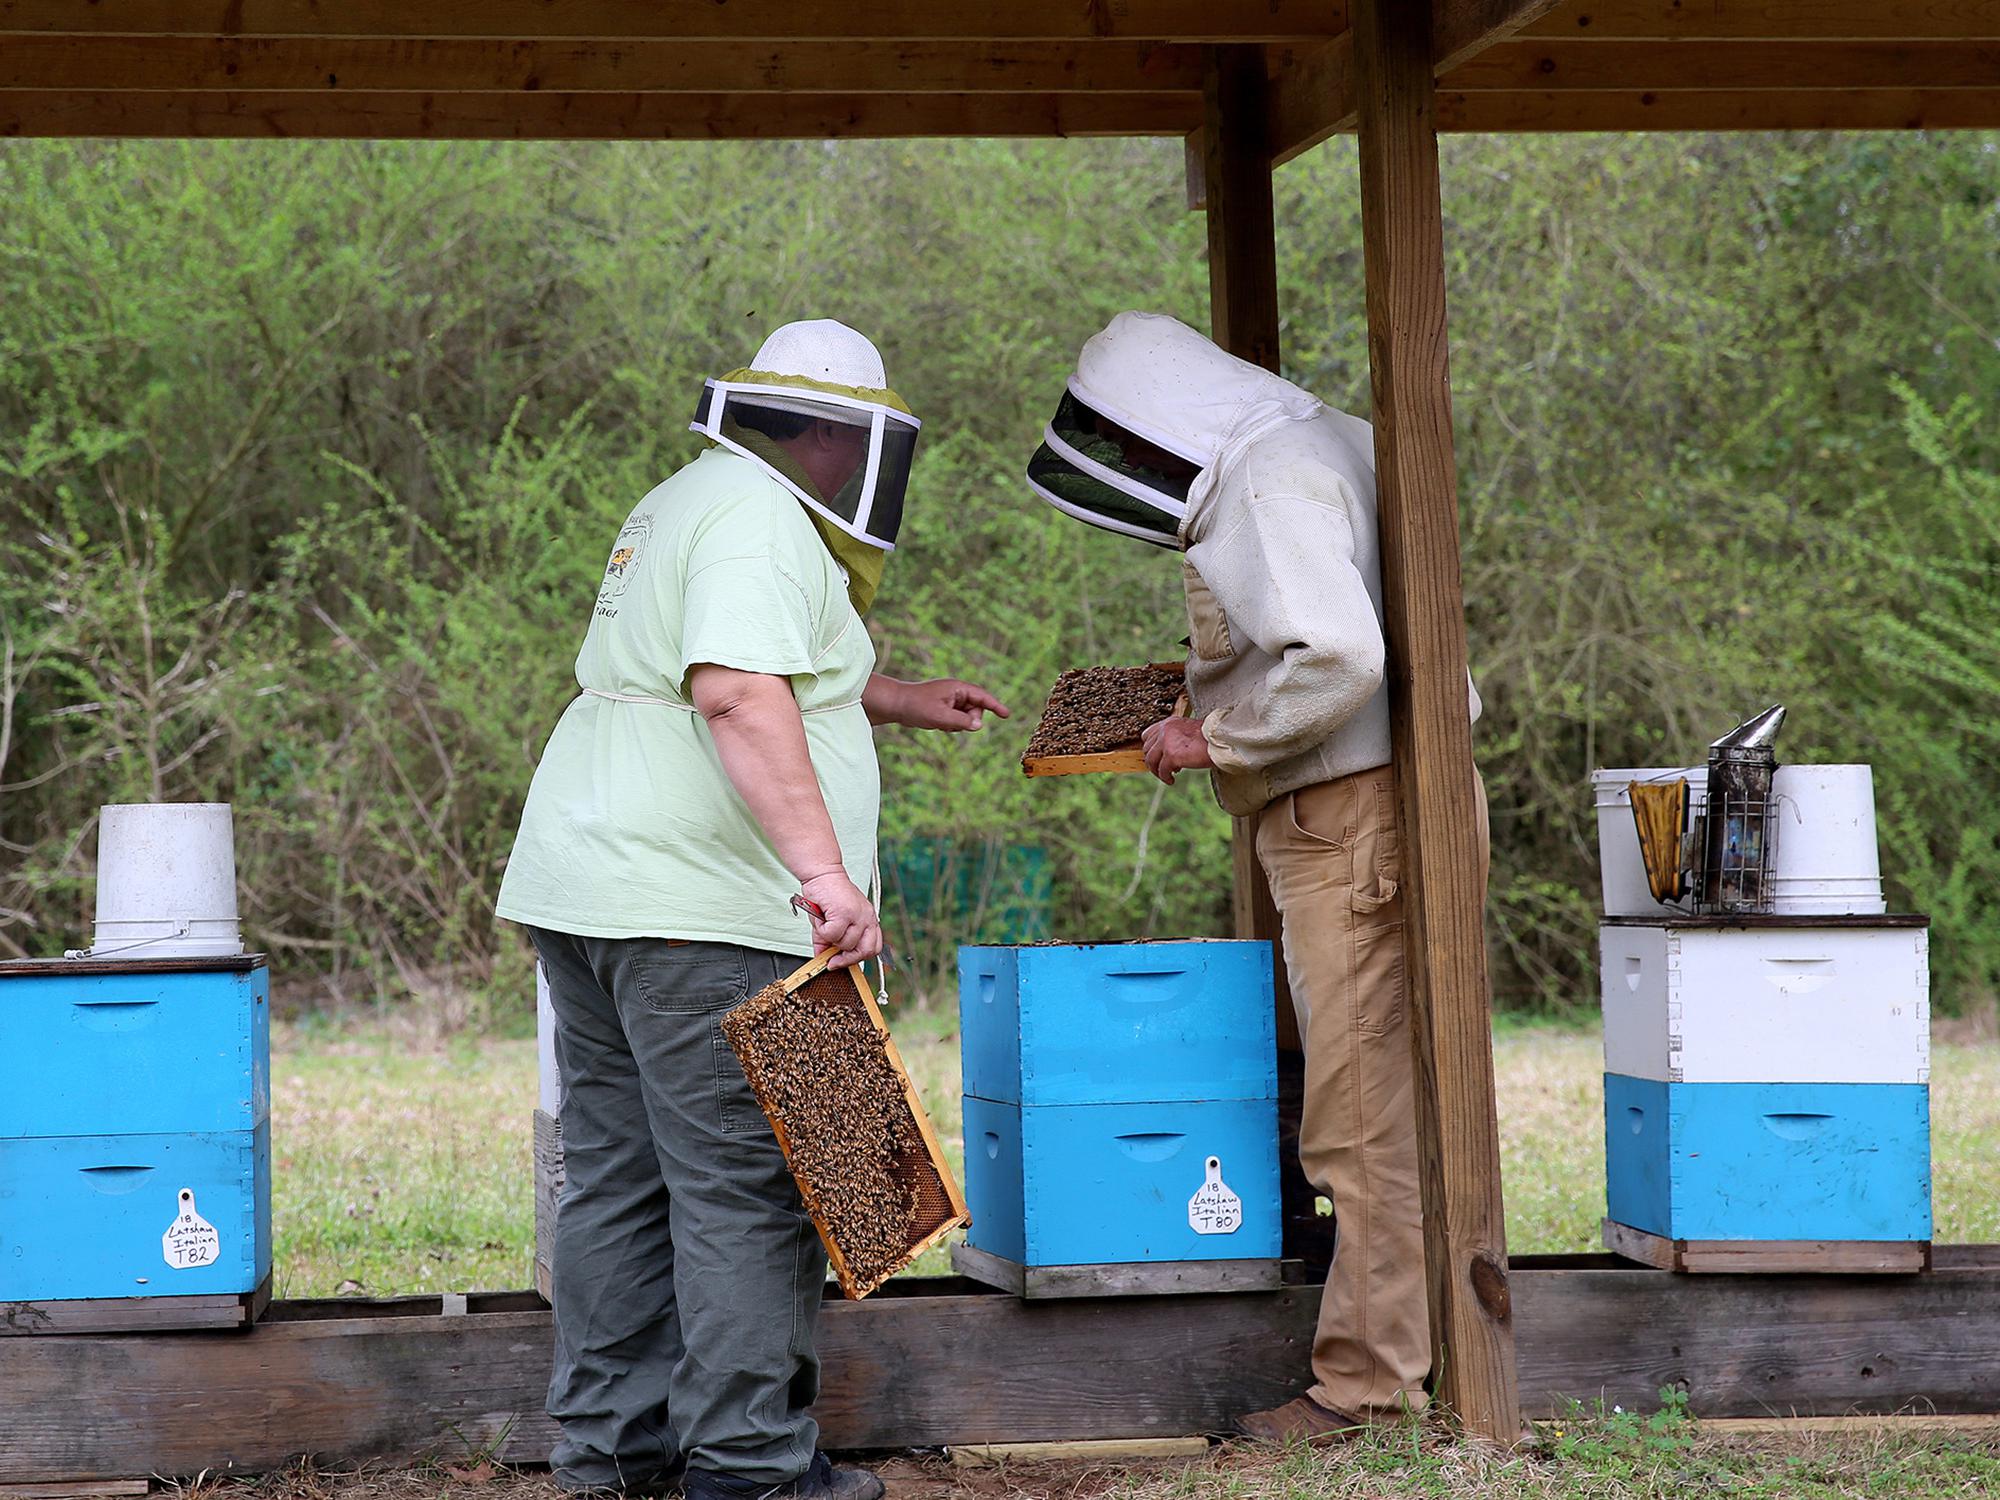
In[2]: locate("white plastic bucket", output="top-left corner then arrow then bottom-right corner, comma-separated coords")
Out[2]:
1768,764 -> 1884,914
1592,767 -> 1706,917
1591,763 -> 1886,917
92,802 -> 243,959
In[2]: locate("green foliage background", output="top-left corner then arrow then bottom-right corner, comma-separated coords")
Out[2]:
2,134 -> 1996,1013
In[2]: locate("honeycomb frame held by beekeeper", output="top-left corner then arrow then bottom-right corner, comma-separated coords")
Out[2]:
1026,311 -> 1486,1446
498,319 -> 1006,1500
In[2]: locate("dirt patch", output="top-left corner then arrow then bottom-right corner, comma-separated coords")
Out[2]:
722,971 -> 944,1295
1022,664 -> 1186,761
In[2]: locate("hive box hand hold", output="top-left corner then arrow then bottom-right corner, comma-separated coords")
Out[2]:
720,949 -> 969,1299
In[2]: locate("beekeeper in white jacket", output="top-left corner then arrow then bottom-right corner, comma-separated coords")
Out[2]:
1026,311 -> 1486,1443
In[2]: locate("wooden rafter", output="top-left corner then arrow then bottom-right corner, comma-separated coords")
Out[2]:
0,90 -> 1203,140
0,0 -> 1342,43
0,37 -> 1224,94
1520,0 -> 2000,41
1448,39 -> 2000,91
1268,0 -> 1558,165
1438,87 -> 2000,131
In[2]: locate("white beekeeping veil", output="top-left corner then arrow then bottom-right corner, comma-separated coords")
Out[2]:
690,319 -> 921,551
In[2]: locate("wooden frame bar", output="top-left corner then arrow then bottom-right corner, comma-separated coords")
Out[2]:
1352,0 -> 1520,1443
8,1257 -> 2000,1481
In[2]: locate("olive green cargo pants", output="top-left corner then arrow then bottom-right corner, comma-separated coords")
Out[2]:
529,930 -> 825,1491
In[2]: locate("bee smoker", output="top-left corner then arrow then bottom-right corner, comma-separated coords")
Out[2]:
1697,705 -> 1785,913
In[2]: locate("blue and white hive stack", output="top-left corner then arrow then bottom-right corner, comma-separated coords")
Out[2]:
1594,765 -> 1932,1272
953,939 -> 1281,1296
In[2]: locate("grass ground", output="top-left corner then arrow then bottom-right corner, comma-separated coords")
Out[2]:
173,1414 -> 2000,1500
270,1007 -> 2000,1298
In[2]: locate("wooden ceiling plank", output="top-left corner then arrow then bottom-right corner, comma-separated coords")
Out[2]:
0,1 -> 1343,43
1434,0 -> 1568,73
1270,0 -> 1561,167
1522,1 -> 2000,42
1437,86 -> 2000,130
0,88 -> 1204,139
0,37 -> 1210,93
1448,39 -> 2000,91
1268,37 -> 1355,166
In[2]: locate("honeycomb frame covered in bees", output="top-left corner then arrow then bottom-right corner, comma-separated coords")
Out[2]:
721,950 -> 970,1299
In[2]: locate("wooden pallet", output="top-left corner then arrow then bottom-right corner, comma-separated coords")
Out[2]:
723,950 -> 970,1299
1,1274 -> 272,1337
952,1243 -> 1282,1299
1603,1218 -> 1931,1275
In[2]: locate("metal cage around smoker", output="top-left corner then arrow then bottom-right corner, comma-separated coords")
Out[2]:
1688,781 -> 1777,915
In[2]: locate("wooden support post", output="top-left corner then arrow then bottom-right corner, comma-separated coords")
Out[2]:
1351,0 -> 1521,1444
1199,45 -> 1331,1273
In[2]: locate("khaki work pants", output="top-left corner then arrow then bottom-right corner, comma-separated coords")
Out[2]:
1254,762 -> 1490,1421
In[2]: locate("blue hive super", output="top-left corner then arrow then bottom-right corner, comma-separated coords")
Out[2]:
954,939 -> 1280,1295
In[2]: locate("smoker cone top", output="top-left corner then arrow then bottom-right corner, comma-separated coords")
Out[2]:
1709,704 -> 1786,762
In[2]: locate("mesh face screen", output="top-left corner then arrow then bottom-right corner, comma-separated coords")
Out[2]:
1027,442 -> 1181,543
706,387 -> 918,548
1049,389 -> 1198,504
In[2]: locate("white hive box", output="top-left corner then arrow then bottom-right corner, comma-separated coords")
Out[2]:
1600,918 -> 1930,1085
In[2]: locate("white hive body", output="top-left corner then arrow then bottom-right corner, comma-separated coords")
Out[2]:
92,802 -> 243,959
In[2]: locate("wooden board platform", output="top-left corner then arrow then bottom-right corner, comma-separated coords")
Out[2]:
1604,1219 -> 1931,1275
952,1243 -> 1282,1298
0,1274 -> 272,1337
8,1255 -> 2000,1481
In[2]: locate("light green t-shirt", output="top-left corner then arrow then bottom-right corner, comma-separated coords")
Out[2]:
496,447 -> 879,955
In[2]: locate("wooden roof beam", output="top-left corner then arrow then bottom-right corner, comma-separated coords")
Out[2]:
0,89 -> 1203,140
1436,87 -> 2000,131
1447,39 -> 2000,92
0,37 -> 1228,94
1268,0 -> 1561,164
0,0 -> 1342,43
1521,1 -> 2000,42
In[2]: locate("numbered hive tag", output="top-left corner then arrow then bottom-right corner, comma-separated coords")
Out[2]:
1188,1155 -> 1243,1235
162,1187 -> 221,1270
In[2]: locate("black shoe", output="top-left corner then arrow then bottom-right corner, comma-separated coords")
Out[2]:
554,1461 -> 686,1498
682,1453 -> 883,1500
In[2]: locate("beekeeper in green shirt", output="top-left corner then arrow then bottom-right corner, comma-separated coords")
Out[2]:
499,320 -> 1005,1500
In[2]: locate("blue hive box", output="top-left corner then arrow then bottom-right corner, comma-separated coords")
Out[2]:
1605,1073 -> 1932,1244
958,940 -> 1276,1106
957,940 -> 1280,1292
0,955 -> 272,1307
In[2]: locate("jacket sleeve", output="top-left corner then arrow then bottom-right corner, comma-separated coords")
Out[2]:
1198,484 -> 1387,775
